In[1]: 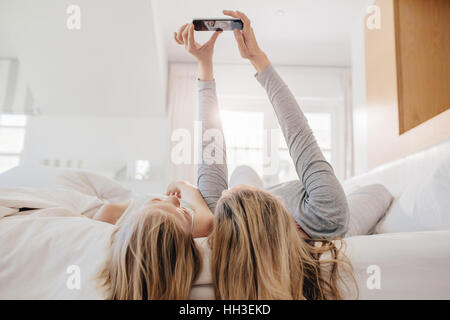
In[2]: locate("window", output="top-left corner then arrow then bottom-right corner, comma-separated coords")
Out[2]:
276,111 -> 334,184
0,114 -> 27,174
219,97 -> 344,187
220,110 -> 265,178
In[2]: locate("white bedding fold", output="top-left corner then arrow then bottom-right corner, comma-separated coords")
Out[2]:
0,165 -> 134,219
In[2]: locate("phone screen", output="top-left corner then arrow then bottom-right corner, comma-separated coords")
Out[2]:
193,19 -> 243,31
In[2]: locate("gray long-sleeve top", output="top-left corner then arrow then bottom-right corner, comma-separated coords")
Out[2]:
197,64 -> 349,239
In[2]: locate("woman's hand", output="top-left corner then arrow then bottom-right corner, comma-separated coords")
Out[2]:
174,23 -> 222,81
166,180 -> 195,199
223,10 -> 271,73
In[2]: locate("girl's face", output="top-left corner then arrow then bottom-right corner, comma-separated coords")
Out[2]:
142,196 -> 193,235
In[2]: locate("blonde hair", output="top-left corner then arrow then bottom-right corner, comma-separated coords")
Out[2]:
100,206 -> 201,300
209,185 -> 355,300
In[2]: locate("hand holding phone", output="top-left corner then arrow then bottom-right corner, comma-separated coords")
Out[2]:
222,10 -> 270,73
174,23 -> 222,68
193,19 -> 243,31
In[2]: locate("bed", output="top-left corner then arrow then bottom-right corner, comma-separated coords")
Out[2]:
1,138 -> 450,299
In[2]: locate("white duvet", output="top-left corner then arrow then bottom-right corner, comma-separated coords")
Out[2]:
1,165 -> 450,299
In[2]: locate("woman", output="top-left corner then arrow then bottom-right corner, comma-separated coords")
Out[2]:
173,10 -> 354,299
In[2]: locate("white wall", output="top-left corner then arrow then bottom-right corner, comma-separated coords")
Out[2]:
22,115 -> 169,193
0,0 -> 168,117
213,64 -> 348,100
350,0 -> 374,175
1,0 -> 171,192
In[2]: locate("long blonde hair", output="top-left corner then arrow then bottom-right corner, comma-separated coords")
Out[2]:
100,207 -> 201,300
209,186 -> 355,300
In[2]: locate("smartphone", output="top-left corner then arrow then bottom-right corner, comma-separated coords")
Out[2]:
193,19 -> 243,31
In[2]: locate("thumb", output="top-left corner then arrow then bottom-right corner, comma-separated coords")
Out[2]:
207,30 -> 222,46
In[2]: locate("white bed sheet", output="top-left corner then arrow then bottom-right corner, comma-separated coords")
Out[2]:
1,214 -> 449,300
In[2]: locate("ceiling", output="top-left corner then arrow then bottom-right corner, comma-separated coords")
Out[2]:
0,0 -> 371,117
155,0 -> 371,67
0,0 -> 167,117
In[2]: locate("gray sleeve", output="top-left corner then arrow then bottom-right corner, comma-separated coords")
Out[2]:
255,65 -> 349,238
196,80 -> 228,213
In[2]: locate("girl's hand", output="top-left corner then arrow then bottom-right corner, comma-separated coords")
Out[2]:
222,10 -> 270,73
167,180 -> 214,237
174,23 -> 222,64
167,180 -> 204,208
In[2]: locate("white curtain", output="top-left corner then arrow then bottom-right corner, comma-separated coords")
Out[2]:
166,63 -> 199,184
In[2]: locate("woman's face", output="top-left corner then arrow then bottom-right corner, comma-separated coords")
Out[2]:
142,196 -> 192,235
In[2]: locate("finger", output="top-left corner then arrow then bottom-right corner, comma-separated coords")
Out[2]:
235,10 -> 251,26
235,10 -> 251,32
177,23 -> 189,44
233,29 -> 247,50
176,24 -> 189,44
206,30 -> 222,46
182,25 -> 189,48
188,23 -> 195,49
173,32 -> 183,45
233,29 -> 249,58
222,9 -> 239,18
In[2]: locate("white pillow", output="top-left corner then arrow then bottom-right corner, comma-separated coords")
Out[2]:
345,184 -> 393,237
0,164 -> 133,202
376,155 -> 450,233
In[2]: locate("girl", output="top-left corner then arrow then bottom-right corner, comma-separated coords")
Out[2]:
95,177 -> 215,299
97,194 -> 204,299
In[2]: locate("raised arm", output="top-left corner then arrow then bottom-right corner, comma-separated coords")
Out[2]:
256,65 -> 349,237
174,23 -> 228,213
224,10 -> 349,237
196,78 -> 228,213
